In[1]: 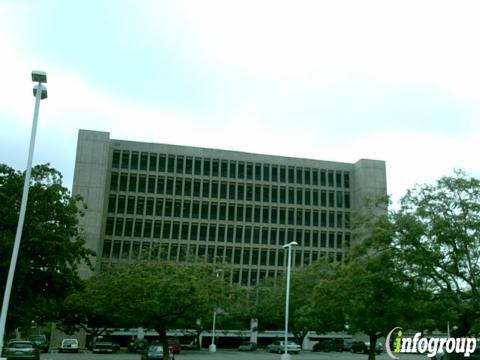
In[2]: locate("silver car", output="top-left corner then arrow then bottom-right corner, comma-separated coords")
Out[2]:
267,340 -> 301,354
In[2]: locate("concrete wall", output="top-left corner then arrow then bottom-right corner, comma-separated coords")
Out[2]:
72,130 -> 110,278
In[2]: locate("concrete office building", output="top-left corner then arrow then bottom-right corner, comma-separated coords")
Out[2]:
73,129 -> 387,283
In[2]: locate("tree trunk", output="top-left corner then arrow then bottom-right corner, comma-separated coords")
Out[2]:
156,327 -> 170,359
368,334 -> 377,360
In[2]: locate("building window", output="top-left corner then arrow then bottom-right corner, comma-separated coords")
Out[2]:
159,155 -> 166,172
203,159 -> 210,176
140,153 -> 149,171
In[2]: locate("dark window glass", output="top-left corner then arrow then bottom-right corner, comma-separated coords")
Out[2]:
193,180 -> 201,197
158,155 -> 166,172
246,184 -> 253,201
255,163 -> 261,181
263,165 -> 270,181
108,195 -> 116,213
211,181 -> 219,198
236,227 -> 243,242
144,220 -> 152,238
228,204 -> 235,221
263,186 -> 269,202
237,205 -> 244,222
296,189 -> 303,205
191,224 -> 198,240
166,178 -> 174,195
127,196 -> 135,214
102,240 -> 111,257
121,152 -> 129,169
245,206 -> 253,222
140,153 -> 148,171
218,225 -> 225,241
337,212 -> 343,228
321,211 -> 327,227
209,224 -> 216,241
112,150 -> 120,168
220,182 -> 227,199
221,160 -> 228,177
320,170 -> 326,186
288,209 -> 295,225
136,197 -> 145,215
146,198 -> 154,215
149,154 -> 157,172
280,167 -> 286,183
237,184 -> 244,201
200,224 -> 207,241
254,207 -> 261,223
261,228 -> 268,244
134,220 -> 143,237
253,228 -> 260,243
155,199 -> 163,216
229,161 -> 236,178
119,174 -> 128,191
254,185 -> 261,202
296,209 -> 302,226
238,162 -> 245,179
105,217 -> 114,235
110,172 -> 119,190
167,155 -> 175,173
305,189 -> 311,205
185,157 -> 193,174
246,163 -> 253,179
164,199 -> 172,217
194,158 -> 202,175
313,169 -> 319,185
329,211 -> 335,227
174,200 -> 182,217
329,232 -> 335,248
279,208 -> 286,224
130,152 -> 138,170
296,168 -> 303,184
184,178 -> 192,196
344,193 -> 351,209
203,159 -> 210,176
321,190 -> 327,206
271,208 -> 278,224
336,191 -> 343,207
182,200 -> 190,218
202,180 -> 210,197
328,171 -> 334,187
192,202 -> 200,218
313,210 -> 319,226
162,222 -> 171,239
304,169 -> 311,185
328,191 -> 335,207
128,174 -> 137,192
125,219 -> 134,237
288,188 -> 295,204
210,203 -> 218,220
288,167 -> 295,183
219,203 -> 227,220
212,160 -> 219,176
272,166 -> 278,182
229,183 -> 236,200
336,172 -> 342,187
181,223 -> 189,240
280,188 -> 286,203
244,226 -> 252,243
201,203 -> 209,219
262,207 -> 269,223
138,175 -> 146,192
176,156 -> 184,174
313,190 -> 319,206
156,177 -> 165,194
175,179 -> 183,196
344,172 -> 350,188
227,226 -> 234,242
117,196 -> 126,214
148,176 -> 156,193
305,210 -> 311,226
271,187 -> 278,202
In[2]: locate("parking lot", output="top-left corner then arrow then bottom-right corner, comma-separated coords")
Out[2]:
39,349 -> 428,360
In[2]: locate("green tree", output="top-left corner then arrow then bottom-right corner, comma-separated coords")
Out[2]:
393,171 -> 480,336
69,259 -> 229,353
311,197 -> 424,360
0,163 -> 93,333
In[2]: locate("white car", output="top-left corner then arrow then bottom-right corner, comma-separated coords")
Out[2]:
267,340 -> 301,354
59,338 -> 79,353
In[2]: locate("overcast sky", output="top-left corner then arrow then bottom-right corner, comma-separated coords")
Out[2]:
1,1 -> 479,205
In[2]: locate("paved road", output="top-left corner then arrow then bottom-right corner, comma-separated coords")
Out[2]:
40,349 -> 428,360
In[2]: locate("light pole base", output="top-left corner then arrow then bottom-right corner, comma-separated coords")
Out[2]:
280,354 -> 292,360
209,344 -> 217,352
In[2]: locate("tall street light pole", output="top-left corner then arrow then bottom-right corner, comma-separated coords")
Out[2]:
281,241 -> 297,360
0,71 -> 47,358
209,269 -> 223,353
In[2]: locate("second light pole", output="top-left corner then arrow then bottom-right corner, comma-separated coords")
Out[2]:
281,241 -> 298,360
209,269 -> 223,353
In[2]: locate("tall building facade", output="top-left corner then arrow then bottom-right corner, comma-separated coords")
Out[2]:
73,130 -> 387,283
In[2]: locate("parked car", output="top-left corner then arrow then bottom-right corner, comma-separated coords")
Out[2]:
59,338 -> 79,353
168,338 -> 181,354
92,336 -> 116,353
350,340 -> 368,353
343,339 -> 354,352
365,341 -> 383,355
28,334 -> 49,353
128,338 -> 149,352
313,339 -> 334,352
267,340 -> 301,354
313,338 -> 344,352
2,340 -> 40,360
141,345 -> 174,360
238,342 -> 258,351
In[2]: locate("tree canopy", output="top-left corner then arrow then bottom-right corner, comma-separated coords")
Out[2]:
0,163 -> 94,333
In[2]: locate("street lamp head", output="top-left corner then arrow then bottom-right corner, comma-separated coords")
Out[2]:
33,84 -> 47,99
282,241 -> 298,248
31,71 -> 47,83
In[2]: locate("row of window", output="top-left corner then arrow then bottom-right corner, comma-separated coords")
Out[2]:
104,218 -> 349,248
102,250 -> 342,286
109,174 -> 351,208
112,150 -> 350,188
102,240 -> 343,268
106,197 -> 350,227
